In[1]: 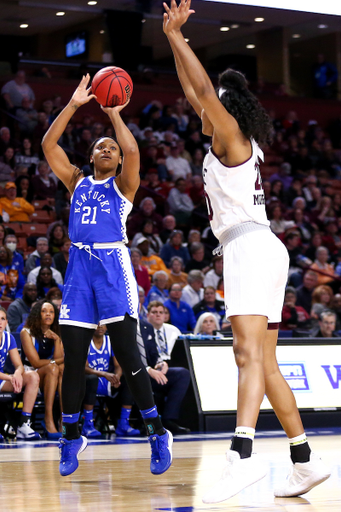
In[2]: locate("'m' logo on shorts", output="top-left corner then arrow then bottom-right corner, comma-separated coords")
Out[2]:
60,304 -> 70,319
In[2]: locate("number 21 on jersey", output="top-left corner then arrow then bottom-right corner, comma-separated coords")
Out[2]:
81,206 -> 98,224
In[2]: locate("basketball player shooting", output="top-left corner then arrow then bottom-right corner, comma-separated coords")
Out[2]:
163,0 -> 330,503
42,74 -> 172,477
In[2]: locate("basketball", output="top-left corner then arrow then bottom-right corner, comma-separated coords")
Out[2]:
91,66 -> 133,107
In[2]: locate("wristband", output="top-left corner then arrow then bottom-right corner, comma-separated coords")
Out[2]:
146,366 -> 151,373
50,360 -> 56,365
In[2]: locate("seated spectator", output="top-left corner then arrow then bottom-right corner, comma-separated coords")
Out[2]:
309,303 -> 327,331
181,269 -> 204,308
185,242 -> 210,274
83,324 -> 139,438
140,313 -> 190,434
46,287 -> 63,310
25,237 -> 49,274
305,231 -> 323,262
190,148 -> 204,176
0,158 -> 14,184
138,286 -> 148,321
0,182 -> 34,222
310,246 -> 339,287
167,178 -> 194,226
269,162 -> 293,191
53,237 -> 71,280
5,234 -> 24,275
167,256 -> 188,289
31,160 -> 57,200
48,224 -> 67,256
137,237 -> 168,276
311,284 -> 334,309
130,248 -> 150,295
164,283 -> 196,332
7,283 -> 37,333
166,142 -> 192,181
280,286 -> 310,331
36,266 -> 63,299
321,221 -> 341,256
193,312 -> 221,336
1,70 -> 35,113
0,146 -> 15,170
74,128 -> 92,168
27,253 -> 63,286
292,208 -> 313,244
0,246 -> 25,300
15,175 -> 34,203
295,270 -> 318,313
0,127 -> 18,157
216,276 -> 224,300
143,168 -> 170,199
20,300 -> 64,438
190,175 -> 205,207
14,138 -> 39,176
32,112 -> 50,153
145,270 -> 169,306
203,256 -> 223,289
127,197 -> 164,240
160,229 -> 190,268
16,96 -> 38,135
0,306 -> 40,440
159,215 -> 176,244
269,204 -> 295,236
193,286 -> 225,326
131,219 -> 163,255
330,293 -> 341,330
310,310 -> 338,337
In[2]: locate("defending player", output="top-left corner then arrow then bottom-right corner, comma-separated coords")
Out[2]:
163,0 -> 330,503
42,74 -> 172,477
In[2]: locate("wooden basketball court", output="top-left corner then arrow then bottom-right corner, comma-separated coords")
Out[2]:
0,430 -> 339,511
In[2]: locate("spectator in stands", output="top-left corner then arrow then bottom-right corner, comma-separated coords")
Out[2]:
160,229 -> 190,268
16,96 -> 38,135
25,237 -> 49,274
7,283 -> 37,333
0,155 -> 14,183
46,287 -> 63,310
312,53 -> 338,99
48,224 -> 67,256
167,177 -> 194,225
305,231 -> 323,262
190,148 -> 204,176
131,219 -> 163,255
185,130 -> 205,157
0,245 -> 25,294
36,266 -> 63,299
311,195 -> 336,228
269,162 -> 293,191
31,160 -> 57,200
0,181 -> 34,222
166,143 -> 192,181
190,175 -> 205,206
0,146 -> 15,170
145,270 -> 169,306
330,293 -> 341,330
280,286 -> 310,331
53,237 -> 71,280
181,269 -> 204,308
159,215 -> 176,243
32,112 -> 50,153
20,300 -> 63,439
130,248 -> 150,295
284,178 -> 304,206
0,306 -> 40,440
193,312 -> 220,336
270,179 -> 285,205
143,168 -> 170,200
137,237 -> 168,276
27,253 -> 63,286
138,286 -> 148,321
310,310 -> 338,337
177,138 -> 192,163
269,204 -> 295,236
203,256 -> 223,289
127,197 -> 164,239
15,175 -> 34,203
1,70 -> 35,112
292,208 -> 313,244
321,221 -> 341,256
311,284 -> 334,309
14,138 -> 39,177
142,305 -> 190,434
172,99 -> 189,135
0,127 -> 18,157
193,285 -> 225,326
74,128 -> 93,168
0,268 -> 24,302
295,270 -> 318,313
0,225 -> 6,247
310,246 -> 339,287
164,283 -> 196,332
167,256 -> 188,289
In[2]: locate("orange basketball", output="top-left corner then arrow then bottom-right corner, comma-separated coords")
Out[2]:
91,66 -> 133,107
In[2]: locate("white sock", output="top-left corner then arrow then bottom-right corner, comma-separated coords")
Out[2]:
234,426 -> 255,440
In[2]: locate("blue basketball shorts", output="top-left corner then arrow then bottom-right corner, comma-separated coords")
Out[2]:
59,243 -> 139,329
97,376 -> 118,397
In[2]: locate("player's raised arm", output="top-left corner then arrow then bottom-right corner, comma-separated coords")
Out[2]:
101,102 -> 140,203
42,74 -> 96,193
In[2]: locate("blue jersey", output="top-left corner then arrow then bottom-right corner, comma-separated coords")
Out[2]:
69,176 -> 132,244
0,331 -> 17,373
87,335 -> 114,372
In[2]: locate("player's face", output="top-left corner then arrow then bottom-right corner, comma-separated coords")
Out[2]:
0,310 -> 7,334
201,109 -> 213,137
41,302 -> 55,326
91,137 -> 122,175
94,324 -> 107,336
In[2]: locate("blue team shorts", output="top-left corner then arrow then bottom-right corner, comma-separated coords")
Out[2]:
97,376 -> 119,398
59,243 -> 139,328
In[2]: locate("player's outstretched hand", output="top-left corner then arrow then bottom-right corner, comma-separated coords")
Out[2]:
163,0 -> 195,35
101,98 -> 130,116
71,74 -> 97,106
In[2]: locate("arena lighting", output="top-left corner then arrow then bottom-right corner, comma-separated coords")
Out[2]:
203,0 -> 341,16
56,11 -> 65,16
88,1 -> 97,4
20,23 -> 29,28
220,26 -> 230,31
246,44 -> 255,48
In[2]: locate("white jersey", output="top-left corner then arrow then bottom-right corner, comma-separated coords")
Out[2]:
202,138 -> 269,241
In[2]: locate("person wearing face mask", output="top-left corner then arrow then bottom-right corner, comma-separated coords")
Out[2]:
5,234 -> 24,275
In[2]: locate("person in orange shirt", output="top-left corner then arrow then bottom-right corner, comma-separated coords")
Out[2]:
0,181 -> 34,222
137,236 -> 168,276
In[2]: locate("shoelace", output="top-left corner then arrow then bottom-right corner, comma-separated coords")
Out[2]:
150,436 -> 161,462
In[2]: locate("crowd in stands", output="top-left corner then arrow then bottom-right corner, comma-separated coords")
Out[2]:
2,66 -> 341,440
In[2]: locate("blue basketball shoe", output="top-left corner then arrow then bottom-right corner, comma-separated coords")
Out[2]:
115,418 -> 140,437
81,419 -> 101,439
59,435 -> 88,476
149,429 -> 173,475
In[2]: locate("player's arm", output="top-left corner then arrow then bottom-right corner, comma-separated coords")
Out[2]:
42,74 -> 96,193
101,103 -> 140,203
20,329 -> 52,369
9,348 -> 24,393
163,1 -> 242,150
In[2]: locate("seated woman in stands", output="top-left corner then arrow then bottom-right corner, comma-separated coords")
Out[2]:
0,306 -> 40,441
48,223 -> 67,255
193,312 -> 221,337
20,300 -> 64,439
36,266 -> 63,299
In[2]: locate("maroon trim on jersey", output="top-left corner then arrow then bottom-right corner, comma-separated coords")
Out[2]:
210,141 -> 253,169
268,322 -> 279,330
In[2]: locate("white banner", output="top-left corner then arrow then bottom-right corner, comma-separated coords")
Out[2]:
203,0 -> 341,17
190,344 -> 341,412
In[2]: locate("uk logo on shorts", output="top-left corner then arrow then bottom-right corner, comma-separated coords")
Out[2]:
60,304 -> 70,319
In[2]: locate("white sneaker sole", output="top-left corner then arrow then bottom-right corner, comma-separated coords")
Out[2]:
78,435 -> 88,456
274,471 -> 331,497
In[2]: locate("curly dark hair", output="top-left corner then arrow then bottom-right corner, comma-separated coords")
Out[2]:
87,136 -> 122,176
217,69 -> 273,146
24,299 -> 60,339
36,266 -> 58,299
